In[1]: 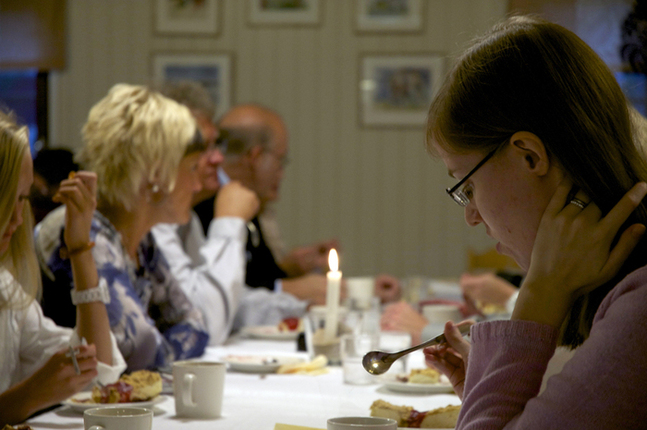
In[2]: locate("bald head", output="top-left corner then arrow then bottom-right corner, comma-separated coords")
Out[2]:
219,104 -> 286,150
218,104 -> 289,208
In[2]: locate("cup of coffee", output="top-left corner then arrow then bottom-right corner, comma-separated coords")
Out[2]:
173,360 -> 226,419
84,407 -> 152,430
327,417 -> 397,430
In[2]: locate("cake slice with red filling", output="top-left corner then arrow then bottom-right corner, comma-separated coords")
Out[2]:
370,399 -> 460,428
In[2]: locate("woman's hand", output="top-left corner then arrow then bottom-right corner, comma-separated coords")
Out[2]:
423,321 -> 472,399
53,171 -> 97,251
515,180 -> 647,327
0,344 -> 99,424
25,344 -> 98,410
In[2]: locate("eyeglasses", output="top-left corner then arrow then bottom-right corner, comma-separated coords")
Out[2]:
207,134 -> 228,153
445,147 -> 498,207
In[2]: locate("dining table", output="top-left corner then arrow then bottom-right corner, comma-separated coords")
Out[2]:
27,329 -> 462,430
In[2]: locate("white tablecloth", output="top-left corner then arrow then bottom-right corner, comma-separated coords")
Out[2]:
28,335 -> 461,430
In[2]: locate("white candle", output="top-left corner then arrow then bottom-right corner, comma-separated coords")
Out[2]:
324,249 -> 342,341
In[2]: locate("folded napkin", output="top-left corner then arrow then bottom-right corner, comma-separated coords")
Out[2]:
274,424 -> 324,430
276,354 -> 328,375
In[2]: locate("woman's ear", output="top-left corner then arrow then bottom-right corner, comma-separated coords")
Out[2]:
509,131 -> 550,176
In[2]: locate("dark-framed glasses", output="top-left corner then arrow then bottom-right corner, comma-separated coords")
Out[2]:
445,148 -> 498,207
209,134 -> 228,153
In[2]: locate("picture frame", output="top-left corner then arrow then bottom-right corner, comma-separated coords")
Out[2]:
359,54 -> 444,127
356,0 -> 424,33
151,53 -> 233,119
154,0 -> 220,36
248,0 -> 321,26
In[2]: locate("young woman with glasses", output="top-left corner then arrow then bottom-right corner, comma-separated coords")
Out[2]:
423,16 -> 647,429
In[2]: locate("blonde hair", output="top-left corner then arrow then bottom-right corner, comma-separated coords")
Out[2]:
77,84 -> 199,211
0,111 -> 40,310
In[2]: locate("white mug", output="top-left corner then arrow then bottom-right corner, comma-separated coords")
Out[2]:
84,407 -> 152,430
173,360 -> 226,419
327,417 -> 397,430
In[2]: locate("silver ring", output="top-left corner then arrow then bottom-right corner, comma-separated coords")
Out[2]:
569,198 -> 587,209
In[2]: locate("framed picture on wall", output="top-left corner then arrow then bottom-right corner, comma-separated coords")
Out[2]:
154,0 -> 220,35
356,0 -> 424,33
249,0 -> 320,25
359,54 -> 444,127
152,53 -> 232,119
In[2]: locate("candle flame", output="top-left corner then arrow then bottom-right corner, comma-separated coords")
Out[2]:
328,249 -> 339,272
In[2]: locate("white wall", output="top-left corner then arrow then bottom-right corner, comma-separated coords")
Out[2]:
49,0 -> 509,278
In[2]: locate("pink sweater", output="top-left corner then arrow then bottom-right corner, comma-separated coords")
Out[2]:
458,265 -> 647,429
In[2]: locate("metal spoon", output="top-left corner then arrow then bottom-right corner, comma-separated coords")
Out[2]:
362,321 -> 472,375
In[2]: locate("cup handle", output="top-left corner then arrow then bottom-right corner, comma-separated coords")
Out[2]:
182,373 -> 196,407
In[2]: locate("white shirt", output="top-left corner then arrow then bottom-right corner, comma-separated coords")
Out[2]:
152,213 -> 308,345
0,268 -> 126,393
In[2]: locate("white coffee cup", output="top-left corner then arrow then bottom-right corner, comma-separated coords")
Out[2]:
422,303 -> 462,324
346,276 -> 375,310
327,417 -> 397,430
173,360 -> 226,419
84,407 -> 152,430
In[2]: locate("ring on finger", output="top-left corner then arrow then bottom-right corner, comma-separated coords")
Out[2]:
569,198 -> 588,209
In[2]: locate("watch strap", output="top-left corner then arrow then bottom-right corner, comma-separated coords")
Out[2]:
70,278 -> 110,305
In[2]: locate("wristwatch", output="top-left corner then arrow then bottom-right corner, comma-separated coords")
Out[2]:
70,278 -> 111,305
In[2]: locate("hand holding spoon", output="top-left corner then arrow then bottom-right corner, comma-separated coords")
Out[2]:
362,321 -> 472,375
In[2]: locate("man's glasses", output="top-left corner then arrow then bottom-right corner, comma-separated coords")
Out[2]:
445,147 -> 499,207
207,134 -> 228,153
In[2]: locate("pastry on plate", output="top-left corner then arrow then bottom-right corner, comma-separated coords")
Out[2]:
396,368 -> 441,384
370,399 -> 460,428
91,369 -> 162,403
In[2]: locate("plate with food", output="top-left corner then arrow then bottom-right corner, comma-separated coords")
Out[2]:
242,317 -> 303,340
224,354 -> 305,373
371,399 -> 459,429
62,392 -> 167,412
62,370 -> 167,412
381,368 -> 454,394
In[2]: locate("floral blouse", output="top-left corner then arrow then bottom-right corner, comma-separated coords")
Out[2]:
35,207 -> 209,371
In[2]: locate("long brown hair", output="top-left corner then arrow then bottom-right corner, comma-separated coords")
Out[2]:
427,15 -> 647,348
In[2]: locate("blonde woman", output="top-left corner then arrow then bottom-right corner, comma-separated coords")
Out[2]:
36,84 -> 209,371
0,111 -> 126,425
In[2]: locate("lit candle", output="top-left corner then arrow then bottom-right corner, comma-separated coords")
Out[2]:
324,249 -> 342,341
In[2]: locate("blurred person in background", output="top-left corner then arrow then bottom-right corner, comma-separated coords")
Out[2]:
152,81 -> 309,342
29,148 -> 79,224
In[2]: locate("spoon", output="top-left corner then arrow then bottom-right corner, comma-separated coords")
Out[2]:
362,321 -> 472,375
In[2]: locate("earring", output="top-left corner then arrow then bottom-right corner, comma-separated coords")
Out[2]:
146,183 -> 165,204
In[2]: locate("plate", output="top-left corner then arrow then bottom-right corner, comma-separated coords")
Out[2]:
61,392 -> 167,412
381,375 -> 454,394
241,325 -> 300,340
224,355 -> 304,373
